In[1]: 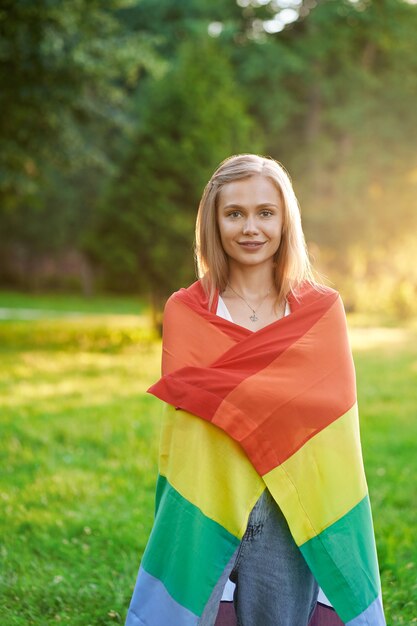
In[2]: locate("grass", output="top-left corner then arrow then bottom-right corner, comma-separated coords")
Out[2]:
0,292 -> 416,624
0,290 -> 146,316
349,329 -> 417,623
0,295 -> 160,626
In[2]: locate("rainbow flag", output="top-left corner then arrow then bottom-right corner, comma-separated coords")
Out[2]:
126,280 -> 385,625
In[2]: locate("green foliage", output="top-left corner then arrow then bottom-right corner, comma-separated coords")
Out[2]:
1,0 -> 417,316
275,0 -> 417,251
244,0 -> 417,307
0,0 -> 164,293
88,36 -> 262,297
0,0 -> 161,210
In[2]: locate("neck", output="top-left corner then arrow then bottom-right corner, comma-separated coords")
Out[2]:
226,262 -> 276,298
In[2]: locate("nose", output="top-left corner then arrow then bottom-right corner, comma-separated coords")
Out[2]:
242,215 -> 259,235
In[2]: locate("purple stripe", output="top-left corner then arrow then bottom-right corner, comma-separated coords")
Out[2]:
346,593 -> 385,626
125,566 -> 198,626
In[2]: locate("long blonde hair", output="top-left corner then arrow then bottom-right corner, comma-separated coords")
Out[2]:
195,153 -> 327,308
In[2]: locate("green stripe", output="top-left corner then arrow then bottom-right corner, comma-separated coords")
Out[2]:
300,495 -> 381,623
143,475 -> 240,616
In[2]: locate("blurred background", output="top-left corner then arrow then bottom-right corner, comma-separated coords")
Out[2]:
1,1 -> 416,625
1,0 -> 417,316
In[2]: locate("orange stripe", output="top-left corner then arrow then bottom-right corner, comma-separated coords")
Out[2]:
162,298 -> 235,375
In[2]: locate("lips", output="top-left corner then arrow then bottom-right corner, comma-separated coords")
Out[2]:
238,241 -> 266,248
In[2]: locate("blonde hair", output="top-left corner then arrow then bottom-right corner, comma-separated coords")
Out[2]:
195,153 -> 327,309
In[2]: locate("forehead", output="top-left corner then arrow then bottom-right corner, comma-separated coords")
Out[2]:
217,174 -> 281,208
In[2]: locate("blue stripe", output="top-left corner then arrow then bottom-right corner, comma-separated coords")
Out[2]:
125,566 -> 198,626
346,593 -> 385,626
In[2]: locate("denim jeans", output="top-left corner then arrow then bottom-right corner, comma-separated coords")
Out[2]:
199,489 -> 319,626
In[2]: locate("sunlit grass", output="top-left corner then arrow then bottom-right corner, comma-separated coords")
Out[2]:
0,307 -> 161,626
349,326 -> 416,351
0,298 -> 416,624
1,350 -> 158,411
351,329 -> 417,625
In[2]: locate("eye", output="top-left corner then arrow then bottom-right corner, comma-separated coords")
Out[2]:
227,210 -> 241,218
260,209 -> 274,217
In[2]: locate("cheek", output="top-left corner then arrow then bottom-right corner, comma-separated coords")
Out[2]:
269,219 -> 283,238
218,219 -> 235,239
263,223 -> 282,239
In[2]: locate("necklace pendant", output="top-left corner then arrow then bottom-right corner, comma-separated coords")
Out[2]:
250,313 -> 258,322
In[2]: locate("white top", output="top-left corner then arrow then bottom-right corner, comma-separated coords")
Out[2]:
217,295 -> 291,323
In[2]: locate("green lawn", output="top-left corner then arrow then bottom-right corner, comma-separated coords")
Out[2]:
0,290 -> 146,316
0,294 -> 416,624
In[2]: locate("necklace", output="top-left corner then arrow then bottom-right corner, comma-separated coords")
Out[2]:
226,284 -> 272,322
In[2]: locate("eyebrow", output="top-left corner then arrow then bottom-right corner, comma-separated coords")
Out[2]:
222,202 -> 280,210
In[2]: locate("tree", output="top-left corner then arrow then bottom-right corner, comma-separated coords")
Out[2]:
226,0 -> 417,312
0,0 -> 161,212
0,0 -> 163,291
88,36 -> 263,305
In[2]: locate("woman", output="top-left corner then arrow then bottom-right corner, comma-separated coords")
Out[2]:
125,154 -> 385,626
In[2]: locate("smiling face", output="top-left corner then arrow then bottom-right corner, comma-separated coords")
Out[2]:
216,174 -> 284,271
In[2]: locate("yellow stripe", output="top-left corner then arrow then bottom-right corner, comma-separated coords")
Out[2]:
263,403 -> 368,545
158,403 -> 264,538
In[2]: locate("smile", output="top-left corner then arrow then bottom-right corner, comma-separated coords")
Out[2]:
238,241 -> 266,249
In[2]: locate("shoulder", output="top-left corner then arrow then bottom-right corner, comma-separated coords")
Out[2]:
162,291 -> 184,323
163,279 -> 207,314
287,280 -> 346,319
292,280 -> 339,301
